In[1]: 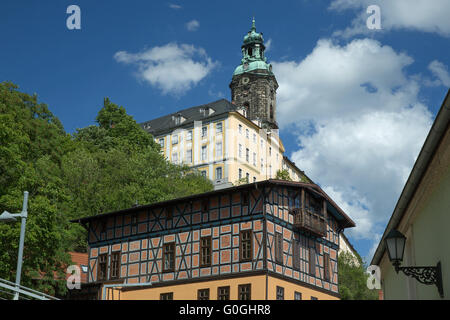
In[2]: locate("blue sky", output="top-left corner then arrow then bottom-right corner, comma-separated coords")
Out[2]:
1,0 -> 450,262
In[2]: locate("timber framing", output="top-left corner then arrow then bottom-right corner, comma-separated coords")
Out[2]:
72,179 -> 355,298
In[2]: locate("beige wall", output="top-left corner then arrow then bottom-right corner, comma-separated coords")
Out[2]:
154,112 -> 299,187
107,275 -> 267,300
380,124 -> 450,300
104,274 -> 339,300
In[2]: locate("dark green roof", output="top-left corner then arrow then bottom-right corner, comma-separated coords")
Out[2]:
140,99 -> 238,136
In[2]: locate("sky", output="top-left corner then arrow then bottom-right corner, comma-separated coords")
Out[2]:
1,0 -> 450,263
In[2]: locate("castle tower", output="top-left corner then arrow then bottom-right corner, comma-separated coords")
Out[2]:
229,18 -> 279,129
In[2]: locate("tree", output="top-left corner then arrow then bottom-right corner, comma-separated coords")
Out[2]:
338,251 -> 379,300
0,83 -> 214,298
275,169 -> 292,181
0,82 -> 72,297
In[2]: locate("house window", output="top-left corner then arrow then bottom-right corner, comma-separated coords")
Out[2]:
186,149 -> 192,163
215,167 -> 223,180
131,214 -> 138,235
311,296 -> 318,300
163,243 -> 175,272
97,254 -> 107,281
201,170 -> 207,178
201,146 -> 207,161
172,134 -> 178,145
239,124 -> 242,134
275,232 -> 283,264
110,252 -> 121,279
198,289 -> 210,300
216,122 -> 223,134
246,148 -> 249,162
238,284 -> 251,300
172,152 -> 178,164
261,159 -> 264,172
202,199 -> 209,213
240,230 -> 252,261
253,133 -> 256,143
187,130 -> 192,141
269,147 -> 272,156
276,286 -> 284,300
202,126 -> 207,138
294,292 -> 302,300
200,237 -> 212,267
159,138 -> 164,148
246,129 -> 249,139
216,142 -> 222,158
253,177 -> 256,183
246,172 -> 249,182
239,144 -> 242,158
160,292 -> 173,300
239,168 -> 242,179
253,152 -> 256,166
309,247 -> 316,276
324,253 -> 331,281
100,220 -> 107,240
242,192 -> 249,206
217,286 -> 230,300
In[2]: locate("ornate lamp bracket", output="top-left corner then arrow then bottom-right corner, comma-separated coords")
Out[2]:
395,261 -> 443,298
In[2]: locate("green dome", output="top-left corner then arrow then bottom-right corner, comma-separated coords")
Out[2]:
232,18 -> 273,77
243,18 -> 264,45
233,60 -> 272,76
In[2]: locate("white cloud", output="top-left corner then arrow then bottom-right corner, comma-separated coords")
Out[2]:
186,20 -> 200,32
114,43 -> 218,95
273,38 -> 433,256
330,0 -> 450,38
169,3 -> 182,10
265,38 -> 273,52
428,60 -> 450,87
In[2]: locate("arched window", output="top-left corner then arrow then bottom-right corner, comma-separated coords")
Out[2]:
269,104 -> 274,120
248,47 -> 253,57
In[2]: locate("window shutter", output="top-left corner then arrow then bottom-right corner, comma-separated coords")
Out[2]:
309,248 -> 316,276
275,232 -> 283,264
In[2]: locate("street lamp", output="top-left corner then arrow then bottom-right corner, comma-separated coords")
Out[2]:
0,191 -> 29,300
384,228 -> 444,298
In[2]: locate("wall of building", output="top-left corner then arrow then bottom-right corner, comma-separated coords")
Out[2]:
263,185 -> 340,295
380,124 -> 450,300
154,112 -> 296,189
266,276 -> 339,300
109,274 -> 267,300
85,183 -> 344,299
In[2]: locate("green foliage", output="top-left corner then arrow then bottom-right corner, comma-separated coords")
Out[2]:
338,251 -> 379,300
0,82 -> 213,298
275,169 -> 292,181
234,177 -> 250,186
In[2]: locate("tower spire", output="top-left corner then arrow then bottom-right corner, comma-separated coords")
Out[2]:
251,17 -> 256,31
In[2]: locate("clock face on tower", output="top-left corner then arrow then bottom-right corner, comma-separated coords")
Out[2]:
241,77 -> 250,85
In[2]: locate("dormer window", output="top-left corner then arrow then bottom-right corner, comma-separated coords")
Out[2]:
172,114 -> 184,125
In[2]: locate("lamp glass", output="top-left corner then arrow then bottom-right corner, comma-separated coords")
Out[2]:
385,229 -> 406,264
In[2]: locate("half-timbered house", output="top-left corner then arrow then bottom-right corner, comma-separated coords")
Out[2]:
72,179 -> 355,300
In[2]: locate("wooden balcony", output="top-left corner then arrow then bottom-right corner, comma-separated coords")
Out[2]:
291,208 -> 327,238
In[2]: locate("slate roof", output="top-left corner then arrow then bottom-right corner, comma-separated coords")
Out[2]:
140,99 -> 239,136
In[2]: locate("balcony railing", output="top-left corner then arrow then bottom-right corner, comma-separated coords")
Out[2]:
291,208 -> 327,238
